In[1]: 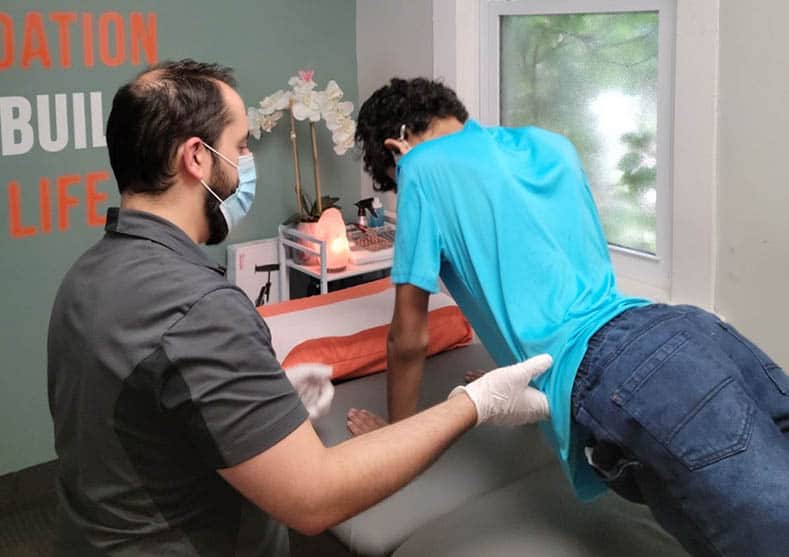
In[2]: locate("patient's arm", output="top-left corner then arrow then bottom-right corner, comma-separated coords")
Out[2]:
346,284 -> 431,435
386,284 -> 431,423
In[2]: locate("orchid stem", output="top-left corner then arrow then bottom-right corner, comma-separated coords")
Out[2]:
310,122 -> 322,214
289,99 -> 303,218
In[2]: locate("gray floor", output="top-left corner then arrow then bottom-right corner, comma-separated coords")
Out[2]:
0,493 -> 353,557
0,495 -> 57,556
1,460 -> 58,556
290,530 -> 353,557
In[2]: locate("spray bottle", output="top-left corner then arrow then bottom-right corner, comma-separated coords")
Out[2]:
354,198 -> 375,228
369,197 -> 385,228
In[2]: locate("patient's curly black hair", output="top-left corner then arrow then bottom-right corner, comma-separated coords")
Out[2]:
355,78 -> 468,192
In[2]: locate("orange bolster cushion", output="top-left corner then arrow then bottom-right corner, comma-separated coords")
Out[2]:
280,305 -> 472,381
256,279 -> 473,381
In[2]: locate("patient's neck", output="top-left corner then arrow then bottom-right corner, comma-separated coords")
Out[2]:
414,117 -> 465,145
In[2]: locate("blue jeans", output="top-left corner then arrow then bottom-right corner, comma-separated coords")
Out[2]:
571,304 -> 789,556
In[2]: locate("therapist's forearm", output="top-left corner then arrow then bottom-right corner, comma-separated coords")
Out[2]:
315,393 -> 475,530
386,332 -> 428,422
221,393 -> 477,535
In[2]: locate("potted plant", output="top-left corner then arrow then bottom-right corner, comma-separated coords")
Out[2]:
248,70 -> 356,264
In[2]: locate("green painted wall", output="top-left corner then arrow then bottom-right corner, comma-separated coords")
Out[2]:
0,0 -> 359,474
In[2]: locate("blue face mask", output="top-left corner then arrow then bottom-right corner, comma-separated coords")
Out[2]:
200,142 -> 257,232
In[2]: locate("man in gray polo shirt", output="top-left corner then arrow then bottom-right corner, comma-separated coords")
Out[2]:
47,59 -> 554,556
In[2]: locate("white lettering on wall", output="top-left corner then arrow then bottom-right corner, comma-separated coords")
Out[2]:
90,91 -> 106,148
0,91 -> 105,156
37,94 -> 69,153
0,96 -> 35,156
72,93 -> 87,150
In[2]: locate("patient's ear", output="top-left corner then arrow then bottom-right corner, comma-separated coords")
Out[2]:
384,138 -> 410,156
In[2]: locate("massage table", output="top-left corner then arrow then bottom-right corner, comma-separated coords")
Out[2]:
308,342 -> 689,557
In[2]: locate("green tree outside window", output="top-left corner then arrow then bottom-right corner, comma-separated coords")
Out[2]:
501,12 -> 659,254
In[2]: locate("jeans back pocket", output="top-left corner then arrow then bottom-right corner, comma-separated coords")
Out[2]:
613,331 -> 755,470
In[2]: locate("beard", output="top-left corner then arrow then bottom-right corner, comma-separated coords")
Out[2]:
204,162 -> 237,245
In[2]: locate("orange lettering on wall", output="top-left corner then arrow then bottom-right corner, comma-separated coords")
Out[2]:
98,12 -> 125,67
49,12 -> 77,69
21,12 -> 52,69
7,171 -> 112,239
129,13 -> 157,65
85,170 -> 109,226
82,12 -> 94,67
57,174 -> 81,231
8,181 -> 37,238
39,177 -> 52,233
0,12 -> 13,70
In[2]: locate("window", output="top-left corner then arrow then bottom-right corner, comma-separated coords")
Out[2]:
434,0 -> 717,306
482,0 -> 676,292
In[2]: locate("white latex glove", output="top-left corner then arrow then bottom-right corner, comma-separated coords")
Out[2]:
449,354 -> 553,426
285,363 -> 334,420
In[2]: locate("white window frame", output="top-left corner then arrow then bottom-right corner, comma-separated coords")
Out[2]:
433,0 -> 719,309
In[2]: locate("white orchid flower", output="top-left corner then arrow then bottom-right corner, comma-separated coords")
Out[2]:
247,107 -> 263,139
333,136 -> 354,155
289,77 -> 316,93
248,106 -> 283,136
288,69 -> 317,93
333,121 -> 356,144
323,80 -> 344,103
292,90 -> 323,122
259,89 -> 290,115
325,111 -> 353,133
260,111 -> 283,133
335,100 -> 354,116
248,69 -> 356,154
323,110 -> 341,131
274,91 -> 292,111
329,114 -> 356,150
322,101 -> 354,125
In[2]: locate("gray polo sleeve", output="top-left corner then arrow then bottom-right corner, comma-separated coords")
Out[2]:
160,287 -> 308,468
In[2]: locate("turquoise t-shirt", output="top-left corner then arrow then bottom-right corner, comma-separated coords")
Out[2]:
390,119 -> 650,499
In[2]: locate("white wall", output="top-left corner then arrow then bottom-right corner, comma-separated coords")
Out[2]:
356,0 -> 434,210
716,1 -> 789,368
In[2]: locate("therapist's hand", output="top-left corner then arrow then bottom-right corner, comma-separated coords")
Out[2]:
449,354 -> 552,426
285,363 -> 334,420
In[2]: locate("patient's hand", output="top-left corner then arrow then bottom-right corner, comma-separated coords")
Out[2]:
347,369 -> 486,435
347,408 -> 388,436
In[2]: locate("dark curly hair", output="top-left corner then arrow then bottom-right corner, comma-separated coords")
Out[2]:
106,59 -> 236,195
355,78 -> 468,192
